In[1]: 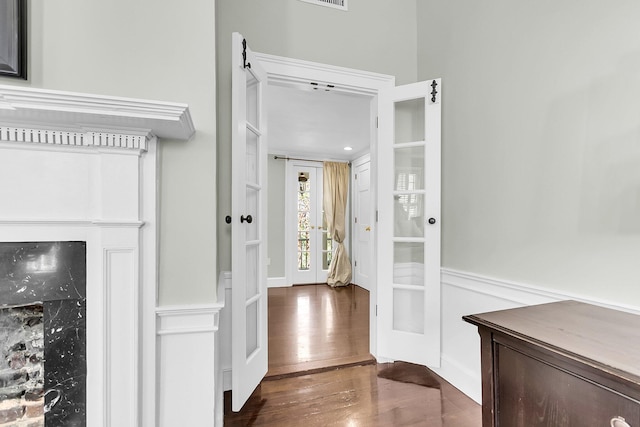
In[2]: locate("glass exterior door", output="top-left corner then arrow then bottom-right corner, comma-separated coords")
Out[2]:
292,165 -> 331,284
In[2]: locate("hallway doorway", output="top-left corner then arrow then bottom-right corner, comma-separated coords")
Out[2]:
227,41 -> 443,413
260,53 -> 381,379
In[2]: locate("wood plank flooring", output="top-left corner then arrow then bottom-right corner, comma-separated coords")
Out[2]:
267,284 -> 374,378
224,363 -> 481,426
225,284 -> 481,426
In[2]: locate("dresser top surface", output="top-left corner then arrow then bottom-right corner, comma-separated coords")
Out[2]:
464,300 -> 640,382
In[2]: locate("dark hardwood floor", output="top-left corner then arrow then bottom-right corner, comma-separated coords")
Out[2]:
267,284 -> 374,378
224,284 -> 481,426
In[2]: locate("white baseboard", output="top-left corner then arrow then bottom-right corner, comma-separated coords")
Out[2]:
432,354 -> 481,403
267,276 -> 289,288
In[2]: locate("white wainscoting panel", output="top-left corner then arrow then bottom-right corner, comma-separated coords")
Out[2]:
219,272 -> 233,391
156,294 -> 224,427
436,268 -> 640,403
104,246 -> 139,427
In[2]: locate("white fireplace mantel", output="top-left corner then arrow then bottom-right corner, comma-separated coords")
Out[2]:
0,84 -> 194,426
0,84 -> 194,141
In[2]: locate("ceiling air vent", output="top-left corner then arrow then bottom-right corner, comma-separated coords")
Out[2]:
299,0 -> 348,11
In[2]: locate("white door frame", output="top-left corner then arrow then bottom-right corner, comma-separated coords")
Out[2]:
255,52 -> 394,358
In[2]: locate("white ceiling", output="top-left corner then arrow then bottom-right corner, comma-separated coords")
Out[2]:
266,83 -> 373,161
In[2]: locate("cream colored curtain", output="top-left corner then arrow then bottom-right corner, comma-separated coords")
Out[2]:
323,161 -> 352,287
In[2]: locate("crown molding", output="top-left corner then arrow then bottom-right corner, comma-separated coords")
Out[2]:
0,84 -> 195,141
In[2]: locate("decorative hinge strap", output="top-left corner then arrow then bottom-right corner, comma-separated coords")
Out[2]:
431,80 -> 438,103
242,39 -> 252,69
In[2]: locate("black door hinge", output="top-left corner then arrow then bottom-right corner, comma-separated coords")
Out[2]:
242,39 -> 252,69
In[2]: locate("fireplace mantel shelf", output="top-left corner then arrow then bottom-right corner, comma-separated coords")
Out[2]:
0,84 -> 195,141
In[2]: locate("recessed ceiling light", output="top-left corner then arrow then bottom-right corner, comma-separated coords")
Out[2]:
344,146 -> 353,151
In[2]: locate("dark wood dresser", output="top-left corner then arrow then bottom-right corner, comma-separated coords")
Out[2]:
463,300 -> 640,427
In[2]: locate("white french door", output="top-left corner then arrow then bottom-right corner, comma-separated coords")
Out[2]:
377,79 -> 442,367
290,164 -> 331,284
230,32 -> 268,411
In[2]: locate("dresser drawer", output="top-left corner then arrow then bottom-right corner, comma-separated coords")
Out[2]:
496,344 -> 640,427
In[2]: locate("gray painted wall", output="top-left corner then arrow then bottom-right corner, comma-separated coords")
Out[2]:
18,1 -> 634,306
418,1 -> 640,305
8,0 -> 217,305
216,0 -> 418,274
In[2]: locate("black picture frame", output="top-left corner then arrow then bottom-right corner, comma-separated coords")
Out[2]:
0,0 -> 27,79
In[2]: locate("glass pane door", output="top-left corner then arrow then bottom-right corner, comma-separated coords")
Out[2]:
392,98 -> 426,335
377,79 -> 441,367
292,165 -> 331,284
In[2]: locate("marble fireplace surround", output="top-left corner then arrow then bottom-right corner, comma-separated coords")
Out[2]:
0,85 -> 194,426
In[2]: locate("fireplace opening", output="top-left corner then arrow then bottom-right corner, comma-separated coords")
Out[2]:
0,242 -> 86,427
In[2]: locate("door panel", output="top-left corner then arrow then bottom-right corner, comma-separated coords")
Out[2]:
231,32 -> 268,411
377,79 -> 441,367
354,161 -> 372,290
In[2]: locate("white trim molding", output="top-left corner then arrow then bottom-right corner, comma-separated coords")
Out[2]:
252,53 -> 392,363
267,276 -> 288,288
0,127 -> 151,151
255,52 -> 394,96
0,84 -> 195,140
441,268 -> 640,314
156,304 -> 223,335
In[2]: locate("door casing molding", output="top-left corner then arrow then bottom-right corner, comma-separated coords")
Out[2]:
255,52 -> 394,358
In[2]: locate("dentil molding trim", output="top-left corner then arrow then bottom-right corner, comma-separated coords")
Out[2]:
0,127 -> 151,151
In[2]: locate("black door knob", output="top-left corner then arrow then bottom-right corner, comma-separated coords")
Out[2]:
428,218 -> 436,225
241,215 -> 253,224
225,215 -> 232,224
